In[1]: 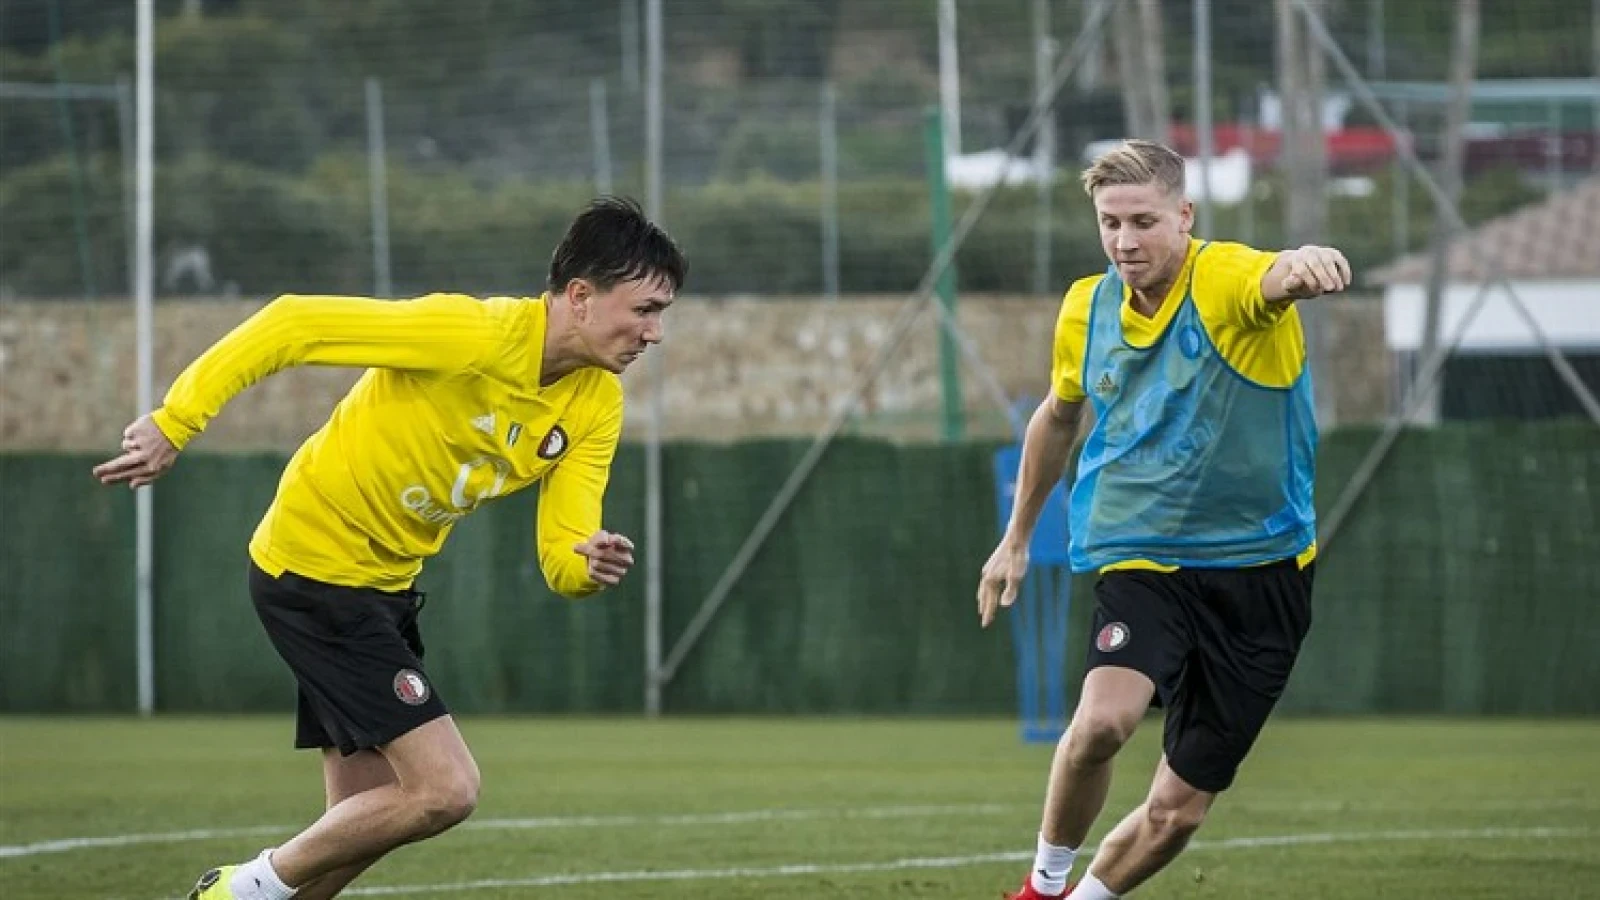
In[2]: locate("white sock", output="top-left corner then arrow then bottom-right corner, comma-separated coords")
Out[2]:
230,849 -> 296,900
1029,832 -> 1078,895
1071,873 -> 1120,900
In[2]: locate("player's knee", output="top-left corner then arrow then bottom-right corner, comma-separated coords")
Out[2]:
413,768 -> 480,834
1064,711 -> 1136,765
1144,796 -> 1207,847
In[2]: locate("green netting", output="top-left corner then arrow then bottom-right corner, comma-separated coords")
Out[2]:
2,423 -> 1596,715
1290,421 -> 1600,714
0,455 -> 137,711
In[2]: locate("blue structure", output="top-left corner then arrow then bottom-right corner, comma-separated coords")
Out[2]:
992,443 -> 1074,744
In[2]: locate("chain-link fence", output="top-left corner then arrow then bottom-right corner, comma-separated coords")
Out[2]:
4,1 -> 1596,443
2,0 -> 1596,713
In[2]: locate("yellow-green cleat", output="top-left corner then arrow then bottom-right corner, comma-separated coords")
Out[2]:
186,865 -> 237,900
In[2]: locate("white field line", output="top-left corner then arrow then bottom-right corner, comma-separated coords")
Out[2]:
0,803 -> 1016,860
333,826 -> 1593,896
10,797 -> 1593,862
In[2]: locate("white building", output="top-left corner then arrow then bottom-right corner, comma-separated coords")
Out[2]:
1368,175 -> 1600,420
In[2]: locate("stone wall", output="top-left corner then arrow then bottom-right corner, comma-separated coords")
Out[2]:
0,294 -> 1390,450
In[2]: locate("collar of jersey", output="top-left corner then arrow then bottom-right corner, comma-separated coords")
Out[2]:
1118,237 -> 1200,350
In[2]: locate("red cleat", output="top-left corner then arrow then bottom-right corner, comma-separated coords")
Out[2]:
1004,877 -> 1075,899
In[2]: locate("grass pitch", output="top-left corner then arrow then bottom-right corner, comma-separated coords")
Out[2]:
1,717 -> 1596,899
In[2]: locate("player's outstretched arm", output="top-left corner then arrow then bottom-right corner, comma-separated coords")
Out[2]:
92,293 -> 493,488
978,394 -> 1083,628
1261,244 -> 1353,304
148,293 -> 493,451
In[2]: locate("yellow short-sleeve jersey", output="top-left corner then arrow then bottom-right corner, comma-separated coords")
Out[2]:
1048,238 -> 1316,571
1051,238 -> 1305,400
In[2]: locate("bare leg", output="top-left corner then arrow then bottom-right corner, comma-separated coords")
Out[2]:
269,716 -> 480,889
1084,757 -> 1214,894
1040,667 -> 1155,848
290,748 -> 399,900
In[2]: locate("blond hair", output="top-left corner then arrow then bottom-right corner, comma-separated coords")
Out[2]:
1080,139 -> 1186,198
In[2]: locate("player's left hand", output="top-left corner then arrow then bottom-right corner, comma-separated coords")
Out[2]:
1280,244 -> 1353,299
575,530 -> 635,587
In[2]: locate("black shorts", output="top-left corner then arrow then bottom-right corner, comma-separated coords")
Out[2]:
1085,558 -> 1314,793
248,562 -> 447,756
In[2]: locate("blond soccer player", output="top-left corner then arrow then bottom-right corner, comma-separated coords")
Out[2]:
978,141 -> 1351,900
94,197 -> 685,900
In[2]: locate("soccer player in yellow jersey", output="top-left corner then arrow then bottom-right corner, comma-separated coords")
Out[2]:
93,197 -> 686,900
977,141 -> 1351,900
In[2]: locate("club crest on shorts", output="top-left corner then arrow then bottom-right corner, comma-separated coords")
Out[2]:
1096,621 -> 1131,652
537,425 -> 569,460
393,668 -> 430,705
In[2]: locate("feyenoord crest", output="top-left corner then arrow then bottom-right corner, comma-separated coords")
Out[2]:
393,668 -> 430,705
1096,621 -> 1131,653
537,425 -> 569,460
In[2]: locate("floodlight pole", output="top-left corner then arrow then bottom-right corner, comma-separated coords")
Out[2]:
135,0 -> 156,716
643,0 -> 665,718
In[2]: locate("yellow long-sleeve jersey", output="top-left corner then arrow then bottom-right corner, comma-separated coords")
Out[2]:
150,292 -> 620,597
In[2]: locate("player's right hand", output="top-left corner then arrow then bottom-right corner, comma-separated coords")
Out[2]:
977,537 -> 1029,629
92,413 -> 179,489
